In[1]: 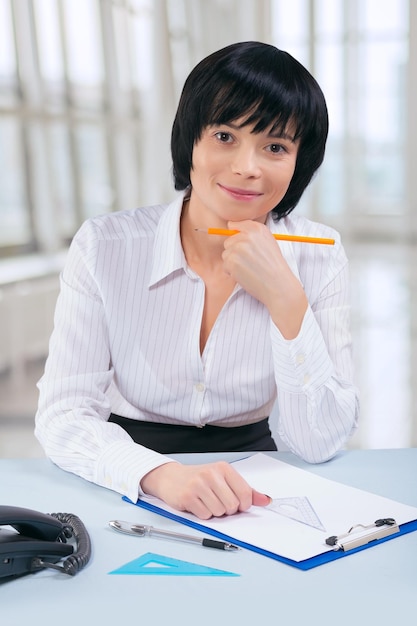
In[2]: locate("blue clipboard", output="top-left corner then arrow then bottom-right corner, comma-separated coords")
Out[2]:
123,496 -> 417,570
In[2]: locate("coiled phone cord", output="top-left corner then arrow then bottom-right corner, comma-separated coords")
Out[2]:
33,512 -> 92,576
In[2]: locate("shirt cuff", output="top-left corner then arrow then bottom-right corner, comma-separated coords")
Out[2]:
270,306 -> 334,393
94,439 -> 177,504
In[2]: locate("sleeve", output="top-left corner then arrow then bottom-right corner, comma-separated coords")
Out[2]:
34,221 -> 176,503
270,242 -> 359,463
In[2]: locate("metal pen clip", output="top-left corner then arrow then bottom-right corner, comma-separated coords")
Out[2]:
108,520 -> 239,551
109,520 -> 150,536
325,517 -> 399,552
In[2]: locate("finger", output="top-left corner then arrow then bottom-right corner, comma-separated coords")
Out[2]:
198,468 -> 242,517
194,462 -> 253,517
183,497 -> 220,520
252,490 -> 272,507
220,463 -> 255,512
184,488 -> 233,519
177,481 -> 227,519
177,465 -> 239,518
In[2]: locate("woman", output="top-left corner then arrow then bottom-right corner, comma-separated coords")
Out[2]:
35,41 -> 359,520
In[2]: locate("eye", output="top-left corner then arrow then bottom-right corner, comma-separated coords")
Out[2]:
214,131 -> 233,143
267,143 -> 286,154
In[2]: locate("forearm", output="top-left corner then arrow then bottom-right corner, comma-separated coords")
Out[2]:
35,396 -> 175,503
271,306 -> 359,462
35,316 -> 174,503
275,379 -> 359,463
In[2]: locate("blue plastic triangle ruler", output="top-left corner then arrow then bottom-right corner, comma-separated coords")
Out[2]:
108,552 -> 239,576
266,496 -> 326,531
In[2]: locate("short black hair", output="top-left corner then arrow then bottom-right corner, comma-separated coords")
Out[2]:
171,41 -> 328,220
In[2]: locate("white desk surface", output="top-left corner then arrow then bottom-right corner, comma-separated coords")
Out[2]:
1,449 -> 416,626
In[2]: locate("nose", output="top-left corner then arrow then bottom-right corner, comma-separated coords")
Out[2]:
230,146 -> 261,178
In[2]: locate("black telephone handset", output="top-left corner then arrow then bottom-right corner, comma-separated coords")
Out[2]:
0,505 -> 91,581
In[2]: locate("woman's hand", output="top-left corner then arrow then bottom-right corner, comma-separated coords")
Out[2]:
140,461 -> 270,520
222,220 -> 308,339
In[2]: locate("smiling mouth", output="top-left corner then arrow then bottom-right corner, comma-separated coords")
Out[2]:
219,184 -> 262,200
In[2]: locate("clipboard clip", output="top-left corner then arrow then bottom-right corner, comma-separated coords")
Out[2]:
325,517 -> 399,552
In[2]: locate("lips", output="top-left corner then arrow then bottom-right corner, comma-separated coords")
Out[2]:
218,184 -> 262,200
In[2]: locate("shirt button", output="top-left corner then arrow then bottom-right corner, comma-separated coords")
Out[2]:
296,353 -> 306,364
303,374 -> 311,385
194,382 -> 205,392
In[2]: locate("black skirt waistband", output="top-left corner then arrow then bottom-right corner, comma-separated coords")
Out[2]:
108,414 -> 277,454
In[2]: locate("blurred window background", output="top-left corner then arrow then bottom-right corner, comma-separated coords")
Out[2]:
0,0 -> 416,455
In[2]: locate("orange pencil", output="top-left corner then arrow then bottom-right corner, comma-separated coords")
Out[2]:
195,228 -> 335,245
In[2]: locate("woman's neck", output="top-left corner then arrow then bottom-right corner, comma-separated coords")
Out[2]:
180,196 -> 226,269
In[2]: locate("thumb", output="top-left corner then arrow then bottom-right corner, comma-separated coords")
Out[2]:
252,489 -> 272,507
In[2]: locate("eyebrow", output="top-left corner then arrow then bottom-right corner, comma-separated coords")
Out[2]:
268,130 -> 296,142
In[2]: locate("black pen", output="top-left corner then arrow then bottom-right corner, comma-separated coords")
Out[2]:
109,520 -> 239,551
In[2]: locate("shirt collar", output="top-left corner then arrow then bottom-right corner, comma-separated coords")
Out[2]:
149,196 -> 301,287
148,191 -> 188,287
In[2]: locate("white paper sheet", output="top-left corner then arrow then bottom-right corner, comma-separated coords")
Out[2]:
140,453 -> 417,562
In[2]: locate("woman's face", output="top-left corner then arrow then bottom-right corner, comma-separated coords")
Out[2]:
188,117 -> 299,227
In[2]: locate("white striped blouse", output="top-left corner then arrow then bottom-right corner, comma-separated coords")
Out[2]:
35,192 -> 359,503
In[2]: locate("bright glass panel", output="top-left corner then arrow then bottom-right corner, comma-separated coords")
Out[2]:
359,0 -> 408,34
62,0 -> 104,85
75,125 -> 113,220
315,0 -> 344,38
0,118 -> 30,247
0,0 -> 17,105
48,124 -> 77,238
33,0 -> 64,82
